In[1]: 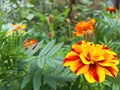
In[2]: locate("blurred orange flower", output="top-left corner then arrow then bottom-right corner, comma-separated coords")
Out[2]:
64,41 -> 119,83
23,39 -> 38,49
74,19 -> 96,36
106,6 -> 116,13
12,24 -> 26,31
7,23 -> 26,35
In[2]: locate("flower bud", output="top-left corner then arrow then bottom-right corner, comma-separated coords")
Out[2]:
84,30 -> 95,41
49,14 -> 54,23
66,18 -> 71,24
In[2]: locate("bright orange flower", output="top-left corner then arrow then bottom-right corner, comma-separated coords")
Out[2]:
64,41 -> 119,83
106,6 -> 116,13
23,39 -> 38,49
74,19 -> 96,36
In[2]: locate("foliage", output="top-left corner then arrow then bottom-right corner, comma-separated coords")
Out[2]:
1,0 -> 120,90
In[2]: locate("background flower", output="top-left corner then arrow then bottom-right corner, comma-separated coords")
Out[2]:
74,19 -> 96,37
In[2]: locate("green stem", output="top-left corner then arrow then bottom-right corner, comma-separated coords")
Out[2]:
49,23 -> 54,39
82,77 -> 87,90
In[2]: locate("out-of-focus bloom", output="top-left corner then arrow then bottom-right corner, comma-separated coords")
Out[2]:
106,6 -> 116,13
23,39 -> 38,49
64,41 -> 119,83
7,23 -> 26,35
12,24 -> 26,31
74,19 -> 96,36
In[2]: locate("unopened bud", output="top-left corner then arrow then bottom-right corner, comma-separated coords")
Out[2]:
49,14 -> 54,23
84,30 -> 95,41
66,18 -> 71,24
48,32 -> 53,39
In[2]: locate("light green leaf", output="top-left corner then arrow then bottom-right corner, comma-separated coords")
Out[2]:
44,75 -> 57,90
33,70 -> 42,90
47,43 -> 63,56
39,40 -> 55,56
29,40 -> 44,56
26,14 -> 35,20
25,44 -> 36,55
54,65 -> 64,75
21,74 -> 31,89
37,57 -> 45,69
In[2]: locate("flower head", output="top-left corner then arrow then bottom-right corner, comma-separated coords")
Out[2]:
12,23 -> 26,31
7,23 -> 26,35
74,19 -> 96,36
23,39 -> 38,49
106,6 -> 116,13
63,41 -> 119,83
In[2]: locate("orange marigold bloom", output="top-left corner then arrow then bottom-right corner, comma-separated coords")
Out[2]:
74,19 -> 96,36
106,6 -> 116,13
23,39 -> 38,49
12,24 -> 26,31
7,23 -> 26,35
64,41 -> 119,83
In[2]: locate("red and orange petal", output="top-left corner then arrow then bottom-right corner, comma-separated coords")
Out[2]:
106,6 -> 116,13
84,64 -> 105,83
23,39 -> 38,49
74,19 -> 96,36
63,40 -> 119,83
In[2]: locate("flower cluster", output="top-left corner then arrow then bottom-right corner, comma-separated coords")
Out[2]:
74,19 -> 96,36
7,23 -> 26,35
23,39 -> 38,49
64,41 -> 119,83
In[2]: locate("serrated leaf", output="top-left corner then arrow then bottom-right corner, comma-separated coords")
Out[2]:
33,70 -> 42,90
47,43 -> 63,56
28,40 -> 44,56
21,74 -> 31,89
39,40 -> 55,56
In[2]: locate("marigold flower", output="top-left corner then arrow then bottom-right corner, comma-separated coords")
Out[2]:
23,39 -> 38,49
64,41 -> 119,83
74,19 -> 96,36
106,6 -> 116,13
7,23 -> 26,35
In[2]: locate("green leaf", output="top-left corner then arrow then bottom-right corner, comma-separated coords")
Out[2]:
37,57 -> 45,69
54,65 -> 64,75
21,74 -> 31,89
47,43 -> 63,56
44,75 -> 57,90
46,58 -> 56,68
112,83 -> 119,90
25,44 -> 36,55
28,40 -> 44,56
39,40 -> 55,56
26,14 -> 35,20
33,70 -> 42,90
